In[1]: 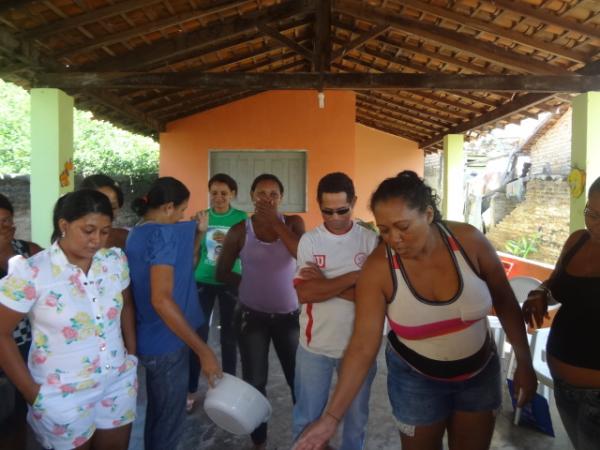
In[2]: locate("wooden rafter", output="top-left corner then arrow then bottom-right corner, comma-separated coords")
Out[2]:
56,0 -> 252,60
132,50 -> 305,110
257,23 -> 313,61
0,23 -> 162,133
361,91 -> 452,126
21,0 -> 163,40
33,72 -> 600,91
419,59 -> 600,148
490,0 -> 600,41
356,98 -> 438,133
331,23 -> 389,61
335,0 -> 566,74
86,0 -> 311,71
419,92 -> 552,149
398,0 -> 589,63
313,0 -> 331,72
0,0 -> 39,15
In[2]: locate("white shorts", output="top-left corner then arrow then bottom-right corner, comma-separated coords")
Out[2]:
27,354 -> 138,450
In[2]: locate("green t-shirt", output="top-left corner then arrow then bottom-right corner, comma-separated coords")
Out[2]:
194,207 -> 247,285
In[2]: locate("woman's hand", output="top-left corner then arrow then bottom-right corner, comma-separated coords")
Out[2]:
25,383 -> 41,406
522,290 -> 549,329
293,414 -> 339,450
199,348 -> 223,388
194,210 -> 209,234
254,198 -> 279,227
513,361 -> 538,406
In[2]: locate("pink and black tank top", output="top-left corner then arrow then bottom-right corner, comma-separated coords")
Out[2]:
386,222 -> 494,380
238,216 -> 299,314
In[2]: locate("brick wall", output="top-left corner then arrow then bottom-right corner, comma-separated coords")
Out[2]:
0,174 -> 156,242
529,109 -> 571,178
486,179 -> 569,264
486,110 -> 571,264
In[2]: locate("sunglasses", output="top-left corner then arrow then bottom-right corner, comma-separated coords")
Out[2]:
320,207 -> 351,216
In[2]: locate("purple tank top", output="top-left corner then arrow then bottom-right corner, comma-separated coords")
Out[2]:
239,217 -> 299,313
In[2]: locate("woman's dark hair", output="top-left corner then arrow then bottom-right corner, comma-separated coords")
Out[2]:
250,174 -> 284,195
370,170 -> 442,222
209,173 -> 238,194
317,172 -> 355,203
131,176 -> 190,217
51,189 -> 113,242
80,174 -> 124,208
0,193 -> 14,215
589,176 -> 600,196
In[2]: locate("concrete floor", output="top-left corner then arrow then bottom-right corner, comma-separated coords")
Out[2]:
128,323 -> 574,450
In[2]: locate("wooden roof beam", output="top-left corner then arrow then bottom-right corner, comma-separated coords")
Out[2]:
21,0 -> 163,40
419,59 -> 600,149
0,0 -> 39,15
419,92 -> 552,149
356,98 -> 439,133
133,50 -> 304,109
356,116 -> 423,142
313,0 -> 331,72
158,90 -> 261,124
334,0 -> 566,74
359,90 -> 454,127
34,72 -> 600,92
331,18 -> 491,74
257,23 -> 313,61
357,93 -> 447,128
398,0 -> 589,63
490,0 -> 600,42
87,0 -> 312,71
331,23 -> 389,62
56,0 -> 252,60
0,23 -> 162,134
346,48 -> 487,114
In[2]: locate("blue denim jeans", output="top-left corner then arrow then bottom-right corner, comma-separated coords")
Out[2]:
292,345 -> 377,450
554,377 -> 600,450
139,346 -> 189,450
386,344 -> 501,428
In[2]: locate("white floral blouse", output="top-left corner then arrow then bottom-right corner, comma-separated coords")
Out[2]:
0,242 -> 130,388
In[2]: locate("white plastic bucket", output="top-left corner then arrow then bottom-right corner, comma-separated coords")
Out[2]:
203,373 -> 272,435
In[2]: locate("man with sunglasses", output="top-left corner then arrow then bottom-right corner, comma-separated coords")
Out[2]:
292,172 -> 378,450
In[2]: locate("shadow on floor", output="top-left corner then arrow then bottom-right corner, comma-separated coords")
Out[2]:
128,323 -> 573,450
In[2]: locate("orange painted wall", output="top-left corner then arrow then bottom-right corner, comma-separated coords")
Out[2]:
159,90 -> 356,229
354,123 -> 424,222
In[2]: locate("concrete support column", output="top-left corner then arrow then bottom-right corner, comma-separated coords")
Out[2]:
30,89 -> 74,247
442,134 -> 464,221
571,92 -> 600,232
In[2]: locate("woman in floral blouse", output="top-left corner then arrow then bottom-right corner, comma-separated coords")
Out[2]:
0,189 -> 137,450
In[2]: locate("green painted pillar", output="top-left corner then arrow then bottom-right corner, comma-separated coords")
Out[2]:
30,89 -> 74,247
442,134 -> 464,221
571,92 -> 600,233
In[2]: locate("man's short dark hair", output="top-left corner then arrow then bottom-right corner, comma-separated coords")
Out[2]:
317,172 -> 355,203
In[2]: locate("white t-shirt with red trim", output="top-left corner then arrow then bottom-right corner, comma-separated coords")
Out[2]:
295,221 -> 378,358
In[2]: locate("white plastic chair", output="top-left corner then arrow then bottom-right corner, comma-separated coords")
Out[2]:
489,276 -> 541,359
530,327 -> 554,399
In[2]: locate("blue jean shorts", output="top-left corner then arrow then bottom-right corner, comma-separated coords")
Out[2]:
386,344 -> 501,432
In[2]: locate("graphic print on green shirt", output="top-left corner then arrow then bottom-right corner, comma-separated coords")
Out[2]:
194,207 -> 247,285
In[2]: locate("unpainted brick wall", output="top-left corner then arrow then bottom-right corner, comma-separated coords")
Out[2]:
485,179 -> 570,264
0,174 -> 156,242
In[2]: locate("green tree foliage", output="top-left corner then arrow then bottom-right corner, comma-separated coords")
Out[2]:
0,80 -> 158,179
